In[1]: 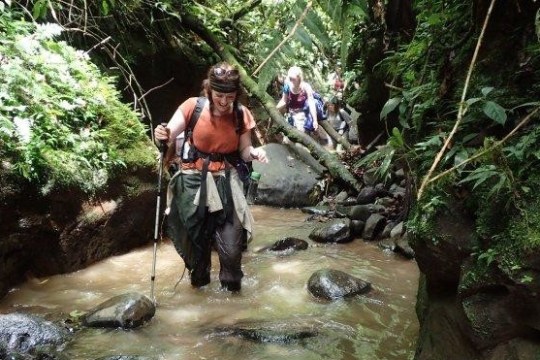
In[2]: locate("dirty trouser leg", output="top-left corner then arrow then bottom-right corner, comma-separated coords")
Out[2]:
189,233 -> 212,288
168,173 -> 213,288
214,212 -> 244,291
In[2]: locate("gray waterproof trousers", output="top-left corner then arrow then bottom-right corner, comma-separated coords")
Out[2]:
167,169 -> 244,291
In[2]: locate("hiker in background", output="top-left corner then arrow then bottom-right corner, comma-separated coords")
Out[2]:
277,66 -> 319,134
154,62 -> 268,292
276,66 -> 333,147
325,96 -> 351,151
327,64 -> 345,100
270,72 -> 286,101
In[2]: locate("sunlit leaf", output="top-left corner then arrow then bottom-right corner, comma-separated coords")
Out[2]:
380,97 -> 401,120
481,87 -> 494,96
101,0 -> 110,16
465,97 -> 482,106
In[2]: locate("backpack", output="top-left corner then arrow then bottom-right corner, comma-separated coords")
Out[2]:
311,91 -> 327,122
283,83 -> 326,131
176,97 -> 251,184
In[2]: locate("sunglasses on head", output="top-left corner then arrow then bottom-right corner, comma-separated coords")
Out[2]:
213,67 -> 239,79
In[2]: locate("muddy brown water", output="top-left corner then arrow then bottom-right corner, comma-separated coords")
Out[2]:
0,206 -> 419,359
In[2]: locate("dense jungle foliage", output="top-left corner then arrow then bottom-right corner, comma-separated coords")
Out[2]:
0,7 -> 154,196
375,0 -> 540,283
2,0 -> 540,283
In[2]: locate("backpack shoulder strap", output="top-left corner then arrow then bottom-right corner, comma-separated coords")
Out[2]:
186,96 -> 206,139
235,104 -> 244,134
338,108 -> 350,122
283,83 -> 292,107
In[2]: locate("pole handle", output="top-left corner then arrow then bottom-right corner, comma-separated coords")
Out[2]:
159,122 -> 168,153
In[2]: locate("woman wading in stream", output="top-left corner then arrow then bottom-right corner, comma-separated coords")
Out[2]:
154,62 -> 267,292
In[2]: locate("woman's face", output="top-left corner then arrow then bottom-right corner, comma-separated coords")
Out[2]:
328,103 -> 337,113
211,91 -> 237,114
289,75 -> 301,87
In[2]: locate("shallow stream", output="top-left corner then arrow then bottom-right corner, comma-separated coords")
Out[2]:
0,206 -> 419,359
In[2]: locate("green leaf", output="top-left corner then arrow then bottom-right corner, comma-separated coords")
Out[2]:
453,148 -> 469,168
32,0 -> 47,19
426,14 -> 443,26
389,127 -> 404,148
483,101 -> 507,125
465,97 -> 482,106
294,26 -> 313,48
380,97 -> 401,120
101,0 -> 110,16
481,87 -> 494,96
463,133 -> 478,143
379,149 -> 395,177
303,8 -> 332,49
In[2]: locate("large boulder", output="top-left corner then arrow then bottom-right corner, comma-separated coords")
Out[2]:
252,143 -> 324,207
0,313 -> 69,354
0,167 -> 157,299
309,219 -> 353,243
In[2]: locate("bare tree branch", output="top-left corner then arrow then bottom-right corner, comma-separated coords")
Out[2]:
251,2 -> 311,76
417,0 -> 497,200
427,106 -> 540,185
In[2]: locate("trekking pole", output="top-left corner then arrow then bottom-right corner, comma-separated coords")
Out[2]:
150,123 -> 167,304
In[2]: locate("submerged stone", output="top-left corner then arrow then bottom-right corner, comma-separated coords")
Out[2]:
209,320 -> 318,344
268,237 -> 309,251
307,269 -> 371,300
83,292 -> 155,329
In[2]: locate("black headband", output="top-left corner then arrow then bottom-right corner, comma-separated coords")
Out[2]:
210,79 -> 239,93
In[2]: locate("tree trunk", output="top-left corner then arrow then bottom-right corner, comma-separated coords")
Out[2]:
319,121 -> 352,151
180,13 -> 362,192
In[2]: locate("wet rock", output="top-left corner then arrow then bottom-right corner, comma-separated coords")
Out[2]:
309,219 -> 352,243
349,220 -> 365,237
376,196 -> 395,208
395,234 -> 415,259
0,313 -> 69,354
251,143 -> 323,207
378,238 -> 396,251
461,291 -> 525,349
390,221 -> 404,238
362,213 -> 387,240
308,269 -> 371,300
268,237 -> 309,251
83,292 -> 155,329
334,191 -> 349,203
336,204 -> 379,221
411,200 -> 476,291
356,186 -> 378,204
301,206 -> 330,216
394,168 -> 405,180
380,221 -> 396,239
388,184 -> 406,199
362,168 -> 378,186
209,320 -> 318,344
